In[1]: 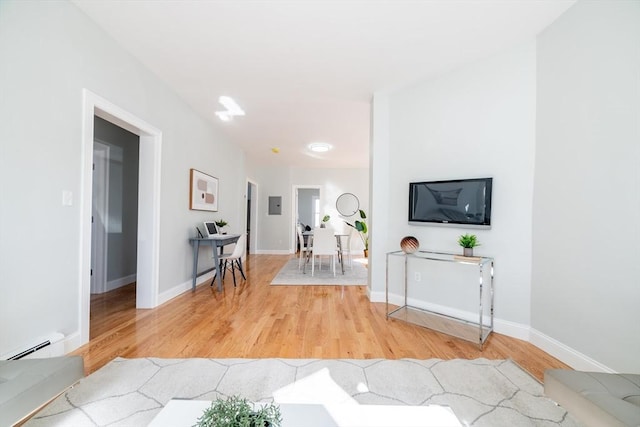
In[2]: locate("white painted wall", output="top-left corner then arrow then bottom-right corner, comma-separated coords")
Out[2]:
372,41 -> 536,333
533,0 -> 640,373
250,166 -> 369,254
0,1 -> 246,356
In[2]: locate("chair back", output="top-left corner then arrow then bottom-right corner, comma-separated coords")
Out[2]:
297,228 -> 306,249
229,234 -> 246,259
312,228 -> 336,256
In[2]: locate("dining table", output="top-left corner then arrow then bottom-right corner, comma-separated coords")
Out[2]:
302,230 -> 349,275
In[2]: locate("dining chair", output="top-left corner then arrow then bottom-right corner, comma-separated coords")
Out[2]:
211,234 -> 247,287
311,227 -> 337,276
297,228 -> 312,270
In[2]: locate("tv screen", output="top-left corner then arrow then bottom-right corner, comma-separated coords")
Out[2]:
409,178 -> 492,228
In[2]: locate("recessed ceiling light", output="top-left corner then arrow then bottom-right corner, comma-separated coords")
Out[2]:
215,95 -> 245,121
309,142 -> 331,153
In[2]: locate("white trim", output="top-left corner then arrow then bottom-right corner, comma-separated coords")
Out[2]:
105,274 -> 137,293
254,249 -> 291,255
80,89 -> 162,347
158,271 -> 217,306
530,328 -> 616,373
370,289 -> 611,370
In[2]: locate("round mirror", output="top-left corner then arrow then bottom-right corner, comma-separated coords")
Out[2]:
336,193 -> 359,217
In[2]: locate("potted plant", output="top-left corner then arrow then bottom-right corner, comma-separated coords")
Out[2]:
345,209 -> 368,257
458,233 -> 480,257
215,219 -> 228,234
195,395 -> 282,427
320,214 -> 330,228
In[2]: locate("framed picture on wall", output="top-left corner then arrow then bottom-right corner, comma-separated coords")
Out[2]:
190,169 -> 218,211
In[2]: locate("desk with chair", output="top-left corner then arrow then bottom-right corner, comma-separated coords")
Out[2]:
189,234 -> 240,292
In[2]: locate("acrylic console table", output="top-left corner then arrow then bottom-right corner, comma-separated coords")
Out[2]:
385,250 -> 494,349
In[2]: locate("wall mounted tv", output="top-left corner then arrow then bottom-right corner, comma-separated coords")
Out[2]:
409,178 -> 493,228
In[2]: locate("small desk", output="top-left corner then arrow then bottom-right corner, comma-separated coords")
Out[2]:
189,234 -> 240,292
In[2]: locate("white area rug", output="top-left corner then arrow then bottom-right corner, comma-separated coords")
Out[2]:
270,258 -> 368,286
26,358 -> 580,426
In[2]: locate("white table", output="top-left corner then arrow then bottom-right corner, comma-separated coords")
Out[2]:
149,399 -> 461,427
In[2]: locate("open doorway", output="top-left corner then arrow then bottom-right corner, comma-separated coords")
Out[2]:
80,89 -> 162,346
246,180 -> 258,254
291,185 -> 322,253
90,119 -> 140,338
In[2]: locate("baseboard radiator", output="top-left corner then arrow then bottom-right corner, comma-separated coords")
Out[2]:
4,332 -> 65,360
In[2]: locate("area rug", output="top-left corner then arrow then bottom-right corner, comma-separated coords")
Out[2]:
25,358 -> 579,426
270,258 -> 368,286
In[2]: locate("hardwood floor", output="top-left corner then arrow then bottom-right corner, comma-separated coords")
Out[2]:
76,254 -> 570,382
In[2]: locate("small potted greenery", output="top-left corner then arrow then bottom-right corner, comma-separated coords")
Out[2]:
320,214 -> 330,228
458,233 -> 480,257
195,395 -> 282,427
215,219 -> 228,234
345,209 -> 368,257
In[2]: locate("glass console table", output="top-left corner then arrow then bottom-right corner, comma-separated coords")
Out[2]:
385,250 -> 494,349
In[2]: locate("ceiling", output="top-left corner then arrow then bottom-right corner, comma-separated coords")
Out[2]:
72,0 -> 575,169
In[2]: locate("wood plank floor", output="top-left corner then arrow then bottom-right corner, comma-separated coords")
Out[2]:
76,254 -> 570,382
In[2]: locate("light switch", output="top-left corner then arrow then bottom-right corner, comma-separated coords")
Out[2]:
62,190 -> 73,206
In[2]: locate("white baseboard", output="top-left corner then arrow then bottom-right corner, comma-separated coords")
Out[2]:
369,291 -> 613,372
158,271 -> 216,306
530,328 -> 615,373
106,274 -> 137,292
254,249 -> 290,255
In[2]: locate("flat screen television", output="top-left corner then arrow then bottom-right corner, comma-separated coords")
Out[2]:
408,178 -> 493,228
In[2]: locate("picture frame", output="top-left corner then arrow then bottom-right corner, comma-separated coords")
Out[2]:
189,169 -> 218,211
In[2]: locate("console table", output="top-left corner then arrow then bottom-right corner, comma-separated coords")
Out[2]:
385,250 -> 494,349
189,234 -> 240,292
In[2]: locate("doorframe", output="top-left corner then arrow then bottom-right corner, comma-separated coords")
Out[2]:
245,179 -> 258,254
91,141 -> 110,294
291,185 -> 322,254
80,89 -> 162,345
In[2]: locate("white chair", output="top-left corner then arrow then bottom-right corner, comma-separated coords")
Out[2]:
297,228 -> 312,270
212,234 -> 247,287
311,227 -> 337,277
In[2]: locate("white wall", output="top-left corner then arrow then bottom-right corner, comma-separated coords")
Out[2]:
533,0 -> 640,373
0,1 -> 246,356
372,41 -> 536,334
250,166 -> 369,254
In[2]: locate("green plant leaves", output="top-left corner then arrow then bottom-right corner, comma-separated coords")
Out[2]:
457,233 -> 480,248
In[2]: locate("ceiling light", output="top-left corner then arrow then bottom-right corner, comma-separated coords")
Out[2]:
215,95 -> 245,121
309,142 -> 331,153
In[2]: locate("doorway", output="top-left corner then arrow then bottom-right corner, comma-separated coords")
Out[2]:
80,89 -> 162,346
245,180 -> 258,254
91,141 -> 110,294
91,118 -> 140,300
291,185 -> 322,253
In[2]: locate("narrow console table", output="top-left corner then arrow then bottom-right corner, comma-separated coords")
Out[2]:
385,250 -> 494,349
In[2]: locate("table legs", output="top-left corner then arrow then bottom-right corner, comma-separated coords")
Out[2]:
191,240 -> 200,291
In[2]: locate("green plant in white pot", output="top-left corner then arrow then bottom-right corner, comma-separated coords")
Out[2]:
215,219 -> 228,234
458,233 -> 480,257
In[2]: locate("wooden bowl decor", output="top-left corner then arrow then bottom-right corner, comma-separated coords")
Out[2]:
400,236 -> 420,254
